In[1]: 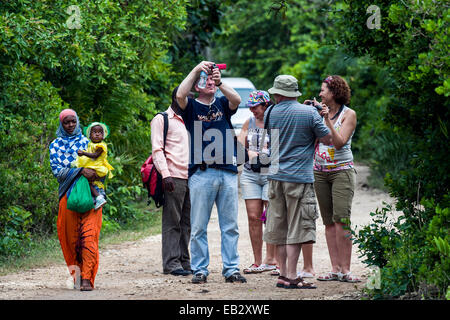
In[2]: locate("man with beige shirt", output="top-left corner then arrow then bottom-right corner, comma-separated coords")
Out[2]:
151,86 -> 192,276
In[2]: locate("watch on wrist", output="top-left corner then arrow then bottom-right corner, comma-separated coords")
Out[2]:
216,81 -> 223,87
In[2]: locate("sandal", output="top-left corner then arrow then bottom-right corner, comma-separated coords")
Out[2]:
261,264 -> 277,272
276,276 -> 289,288
338,272 -> 361,283
298,271 -> 315,278
80,279 -> 93,291
270,266 -> 280,276
243,264 -> 266,274
317,271 -> 339,281
284,277 -> 317,289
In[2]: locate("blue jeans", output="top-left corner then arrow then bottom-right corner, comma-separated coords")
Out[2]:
188,168 -> 240,278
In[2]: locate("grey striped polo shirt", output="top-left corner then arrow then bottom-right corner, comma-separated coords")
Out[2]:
265,100 -> 330,183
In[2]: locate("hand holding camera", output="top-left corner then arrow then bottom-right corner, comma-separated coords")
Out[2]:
304,97 -> 324,112
198,62 -> 227,89
211,64 -> 226,86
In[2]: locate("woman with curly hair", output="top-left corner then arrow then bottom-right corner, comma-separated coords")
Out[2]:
305,75 -> 360,283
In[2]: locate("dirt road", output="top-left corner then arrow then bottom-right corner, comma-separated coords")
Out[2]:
0,164 -> 395,300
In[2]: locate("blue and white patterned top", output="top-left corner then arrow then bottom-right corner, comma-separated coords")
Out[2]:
49,118 -> 89,199
49,136 -> 88,176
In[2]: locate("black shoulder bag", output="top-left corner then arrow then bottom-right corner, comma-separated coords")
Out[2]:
250,105 -> 274,173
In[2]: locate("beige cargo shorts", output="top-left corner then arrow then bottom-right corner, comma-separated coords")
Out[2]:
263,180 -> 319,245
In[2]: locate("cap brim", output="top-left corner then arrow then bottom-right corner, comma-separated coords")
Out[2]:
268,87 -> 302,97
246,102 -> 263,107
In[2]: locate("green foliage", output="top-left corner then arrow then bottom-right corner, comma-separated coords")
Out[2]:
0,0 -> 189,257
212,0 -> 298,88
2,0 -> 448,301
263,0 -> 450,299
0,61 -> 62,237
353,197 -> 450,299
169,0 -> 230,76
353,204 -> 399,268
329,0 -> 450,298
213,0 -> 393,158
0,206 -> 33,257
353,198 -> 450,299
433,236 -> 450,258
335,0 -> 449,202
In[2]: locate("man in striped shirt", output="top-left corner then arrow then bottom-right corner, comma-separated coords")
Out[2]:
263,75 -> 331,289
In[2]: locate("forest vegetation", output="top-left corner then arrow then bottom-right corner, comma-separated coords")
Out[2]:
0,0 -> 448,299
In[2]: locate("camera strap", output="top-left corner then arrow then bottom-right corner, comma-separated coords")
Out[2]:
330,104 -> 345,121
260,104 -> 274,152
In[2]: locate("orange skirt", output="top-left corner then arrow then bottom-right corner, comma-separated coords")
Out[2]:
57,194 -> 102,288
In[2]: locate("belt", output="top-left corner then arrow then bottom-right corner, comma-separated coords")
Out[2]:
199,162 -> 221,171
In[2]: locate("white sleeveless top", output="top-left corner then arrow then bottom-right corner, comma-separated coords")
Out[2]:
244,116 -> 269,171
314,106 -> 354,172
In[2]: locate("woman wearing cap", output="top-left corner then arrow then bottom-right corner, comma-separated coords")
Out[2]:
237,90 -> 278,274
306,75 -> 360,283
49,109 -> 104,291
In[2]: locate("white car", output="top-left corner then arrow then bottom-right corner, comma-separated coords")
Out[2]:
215,77 -> 256,136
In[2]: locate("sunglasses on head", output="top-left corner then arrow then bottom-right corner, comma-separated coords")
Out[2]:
324,76 -> 333,83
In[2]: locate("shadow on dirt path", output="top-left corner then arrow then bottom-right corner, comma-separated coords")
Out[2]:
0,163 -> 397,300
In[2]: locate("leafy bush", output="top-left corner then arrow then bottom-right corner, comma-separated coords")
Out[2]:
353,197 -> 450,299
353,204 -> 399,269
0,0 -> 189,257
330,0 -> 450,299
0,206 -> 33,257
0,62 -> 63,237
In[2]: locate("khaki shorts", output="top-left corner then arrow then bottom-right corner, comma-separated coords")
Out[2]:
263,180 -> 318,245
313,169 -> 355,225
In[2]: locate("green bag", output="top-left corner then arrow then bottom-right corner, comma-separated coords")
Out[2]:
67,175 -> 95,213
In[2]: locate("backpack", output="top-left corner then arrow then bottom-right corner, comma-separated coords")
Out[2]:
141,112 -> 168,207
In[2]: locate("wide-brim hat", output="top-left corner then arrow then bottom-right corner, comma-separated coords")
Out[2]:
268,75 -> 302,97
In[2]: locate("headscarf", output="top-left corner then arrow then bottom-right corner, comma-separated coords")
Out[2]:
59,108 -> 77,123
49,110 -> 89,199
55,109 -> 83,139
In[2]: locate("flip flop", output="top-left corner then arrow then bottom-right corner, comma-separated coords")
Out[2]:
270,266 -> 280,276
317,271 -> 339,281
261,264 -> 277,272
284,277 -> 317,289
297,271 -> 315,278
338,272 -> 361,283
243,264 -> 266,274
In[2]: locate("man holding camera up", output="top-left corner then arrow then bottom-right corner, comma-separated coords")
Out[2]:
263,75 -> 331,289
176,61 -> 247,284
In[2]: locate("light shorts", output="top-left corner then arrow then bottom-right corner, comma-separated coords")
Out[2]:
239,168 -> 269,201
313,168 -> 356,225
263,180 -> 318,245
